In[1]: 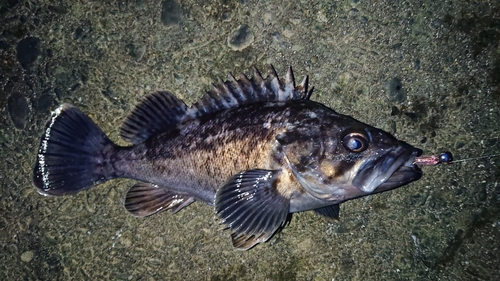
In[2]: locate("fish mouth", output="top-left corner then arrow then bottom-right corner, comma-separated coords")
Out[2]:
352,146 -> 423,194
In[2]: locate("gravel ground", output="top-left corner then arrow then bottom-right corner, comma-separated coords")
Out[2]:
1,0 -> 499,280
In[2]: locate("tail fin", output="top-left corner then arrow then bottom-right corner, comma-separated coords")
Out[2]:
33,104 -> 118,196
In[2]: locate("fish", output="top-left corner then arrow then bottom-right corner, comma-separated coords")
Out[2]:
33,66 -> 423,250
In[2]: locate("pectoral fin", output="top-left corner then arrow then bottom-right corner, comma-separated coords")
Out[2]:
124,182 -> 195,217
215,169 -> 290,250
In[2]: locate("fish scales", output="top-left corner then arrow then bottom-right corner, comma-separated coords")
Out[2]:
123,101 -> 327,205
119,105 -> 289,202
33,66 -> 423,250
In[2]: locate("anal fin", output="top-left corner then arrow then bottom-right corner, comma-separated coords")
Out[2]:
313,204 -> 340,220
124,182 -> 195,217
231,232 -> 273,251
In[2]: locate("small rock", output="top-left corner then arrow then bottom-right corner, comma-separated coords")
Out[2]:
21,250 -> 34,262
296,238 -> 312,252
102,86 -> 119,104
384,77 -> 406,103
35,92 -> 54,112
125,43 -> 146,60
0,40 -> 10,51
390,105 -> 400,116
120,231 -> 133,247
16,36 -> 41,70
135,0 -> 145,10
153,236 -> 164,248
161,0 -> 182,26
431,18 -> 443,29
5,0 -> 20,9
414,59 -> 421,70
48,5 -> 68,14
8,92 -> 29,129
73,27 -> 84,40
227,25 -> 254,51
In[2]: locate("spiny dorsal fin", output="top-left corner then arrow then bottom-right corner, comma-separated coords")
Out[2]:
189,65 -> 312,118
120,66 -> 313,144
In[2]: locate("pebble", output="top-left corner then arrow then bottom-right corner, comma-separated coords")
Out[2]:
0,40 -> 10,51
16,36 -> 41,70
384,77 -> 406,103
35,92 -> 55,112
73,27 -> 84,40
126,43 -> 146,61
21,250 -> 34,262
161,0 -> 182,26
227,25 -> 254,51
8,92 -> 29,129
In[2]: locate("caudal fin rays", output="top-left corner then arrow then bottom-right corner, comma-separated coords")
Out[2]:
33,104 -> 118,196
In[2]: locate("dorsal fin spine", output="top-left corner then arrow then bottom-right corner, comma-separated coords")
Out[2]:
224,83 -> 238,106
219,81 -> 237,107
227,74 -> 246,104
252,66 -> 263,81
212,83 -> 229,109
285,66 -> 295,87
271,77 -> 280,100
269,64 -> 279,78
238,73 -> 252,91
284,66 -> 296,99
299,75 -> 309,97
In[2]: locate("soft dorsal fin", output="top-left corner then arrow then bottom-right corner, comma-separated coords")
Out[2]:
120,66 -> 313,144
120,91 -> 188,145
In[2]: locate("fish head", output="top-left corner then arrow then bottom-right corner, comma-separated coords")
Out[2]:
278,114 -> 422,203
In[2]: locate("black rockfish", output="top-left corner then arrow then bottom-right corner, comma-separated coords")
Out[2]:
33,66 -> 423,250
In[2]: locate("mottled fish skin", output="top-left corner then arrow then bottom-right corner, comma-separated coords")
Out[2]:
33,66 -> 423,250
115,102 -> 297,203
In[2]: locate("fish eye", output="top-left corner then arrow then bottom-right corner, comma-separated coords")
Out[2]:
342,133 -> 369,153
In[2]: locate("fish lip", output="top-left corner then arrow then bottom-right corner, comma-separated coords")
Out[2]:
352,146 -> 423,193
403,148 -> 422,169
375,147 -> 423,191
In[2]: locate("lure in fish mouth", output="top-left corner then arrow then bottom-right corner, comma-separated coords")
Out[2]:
352,145 -> 423,193
33,65 -> 424,250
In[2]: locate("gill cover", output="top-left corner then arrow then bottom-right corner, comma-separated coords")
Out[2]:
276,125 -> 356,202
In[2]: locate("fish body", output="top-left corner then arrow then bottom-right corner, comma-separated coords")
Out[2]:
33,66 -> 422,250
